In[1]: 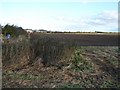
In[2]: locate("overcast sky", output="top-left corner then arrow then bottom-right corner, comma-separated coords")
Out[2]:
0,0 -> 119,32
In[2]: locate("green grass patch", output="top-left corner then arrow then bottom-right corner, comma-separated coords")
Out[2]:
3,71 -> 43,81
100,80 -> 119,88
72,47 -> 95,73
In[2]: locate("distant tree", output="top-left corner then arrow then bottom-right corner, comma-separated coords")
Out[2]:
95,31 -> 103,33
14,26 -> 27,37
2,24 -> 27,37
2,24 -> 16,37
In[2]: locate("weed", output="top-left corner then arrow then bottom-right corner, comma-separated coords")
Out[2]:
72,47 -> 95,73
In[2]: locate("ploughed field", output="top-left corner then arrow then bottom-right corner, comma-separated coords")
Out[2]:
2,33 -> 119,88
30,33 -> 118,46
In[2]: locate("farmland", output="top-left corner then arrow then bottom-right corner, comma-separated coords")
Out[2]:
2,33 -> 119,88
30,33 -> 118,46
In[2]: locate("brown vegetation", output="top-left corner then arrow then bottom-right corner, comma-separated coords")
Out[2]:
2,33 -> 119,88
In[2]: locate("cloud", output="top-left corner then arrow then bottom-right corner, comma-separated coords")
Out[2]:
84,10 -> 118,32
88,11 -> 118,32
88,11 -> 118,26
53,10 -> 118,32
1,10 -> 117,32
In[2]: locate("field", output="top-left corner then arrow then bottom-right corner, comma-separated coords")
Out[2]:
2,33 -> 119,88
30,33 -> 118,46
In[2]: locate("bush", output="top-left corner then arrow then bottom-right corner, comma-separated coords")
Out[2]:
2,24 -> 27,38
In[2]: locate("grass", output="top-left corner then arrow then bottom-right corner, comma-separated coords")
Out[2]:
3,71 -> 43,81
2,33 -> 119,88
72,47 -> 95,73
3,46 -> 119,88
100,80 -> 119,88
59,83 -> 83,88
109,58 -> 118,67
2,33 -> 118,67
58,76 -> 119,88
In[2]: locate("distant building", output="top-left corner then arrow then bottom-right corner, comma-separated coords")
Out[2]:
37,29 -> 47,33
25,29 -> 33,38
25,29 -> 34,33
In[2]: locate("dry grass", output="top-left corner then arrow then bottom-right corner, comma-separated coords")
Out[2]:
2,33 -> 119,88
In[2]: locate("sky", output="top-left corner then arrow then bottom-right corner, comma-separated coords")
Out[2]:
0,0 -> 119,32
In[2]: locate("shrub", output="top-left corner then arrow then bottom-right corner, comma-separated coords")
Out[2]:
2,24 -> 27,38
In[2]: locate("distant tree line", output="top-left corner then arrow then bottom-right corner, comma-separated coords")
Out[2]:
2,24 -> 27,37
